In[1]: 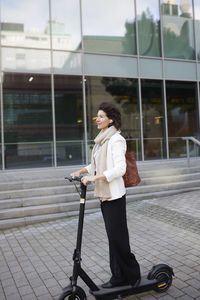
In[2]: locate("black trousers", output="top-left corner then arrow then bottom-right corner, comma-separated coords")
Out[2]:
101,195 -> 141,285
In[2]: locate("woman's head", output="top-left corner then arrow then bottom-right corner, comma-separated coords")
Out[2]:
97,102 -> 121,130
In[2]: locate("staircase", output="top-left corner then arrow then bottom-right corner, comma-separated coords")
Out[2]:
1,158 -> 200,229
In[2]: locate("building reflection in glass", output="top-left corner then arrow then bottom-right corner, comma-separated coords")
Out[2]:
194,0 -> 200,60
136,0 -> 161,57
161,0 -> 195,59
82,0 -> 136,55
1,0 -> 50,49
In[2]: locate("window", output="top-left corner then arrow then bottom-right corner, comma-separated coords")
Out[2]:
3,73 -> 53,169
161,0 -> 195,59
82,0 -> 136,55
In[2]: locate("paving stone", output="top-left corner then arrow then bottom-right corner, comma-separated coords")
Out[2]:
1,190 -> 200,299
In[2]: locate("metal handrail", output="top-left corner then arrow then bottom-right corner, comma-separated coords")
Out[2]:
182,137 -> 200,167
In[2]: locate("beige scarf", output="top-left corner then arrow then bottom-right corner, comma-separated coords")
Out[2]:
91,126 -> 117,200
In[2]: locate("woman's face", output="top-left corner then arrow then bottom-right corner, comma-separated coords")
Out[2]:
96,110 -> 112,130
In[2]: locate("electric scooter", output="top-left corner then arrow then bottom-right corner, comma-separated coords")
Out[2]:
59,176 -> 174,300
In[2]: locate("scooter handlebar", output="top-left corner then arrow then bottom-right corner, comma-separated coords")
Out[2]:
65,175 -> 83,182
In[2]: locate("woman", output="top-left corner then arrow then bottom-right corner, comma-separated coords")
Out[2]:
71,102 -> 141,288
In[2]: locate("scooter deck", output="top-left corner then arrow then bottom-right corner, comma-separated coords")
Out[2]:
91,276 -> 157,299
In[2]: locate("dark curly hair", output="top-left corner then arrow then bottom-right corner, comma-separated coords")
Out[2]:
98,102 -> 121,130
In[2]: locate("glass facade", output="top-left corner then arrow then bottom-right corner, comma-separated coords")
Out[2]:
194,0 -> 200,59
0,0 -> 200,170
137,0 -> 161,57
141,80 -> 166,160
161,0 -> 195,59
166,81 -> 198,158
54,75 -> 84,166
1,0 -> 50,49
82,0 -> 136,55
3,73 -> 53,169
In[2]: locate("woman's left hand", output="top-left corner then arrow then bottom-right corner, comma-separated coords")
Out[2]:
81,175 -> 96,186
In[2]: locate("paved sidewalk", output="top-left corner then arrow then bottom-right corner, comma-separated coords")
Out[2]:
1,190 -> 200,300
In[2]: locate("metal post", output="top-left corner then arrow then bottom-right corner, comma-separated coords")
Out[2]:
186,139 -> 190,168
0,13 -> 5,170
159,0 -> 170,160
49,0 -> 57,167
134,0 -> 144,161
79,0 -> 88,165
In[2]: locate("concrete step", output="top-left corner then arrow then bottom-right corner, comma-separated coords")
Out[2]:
1,185 -> 200,229
0,183 -> 94,200
0,207 -> 100,230
0,198 -> 99,220
0,159 -> 200,192
1,178 -> 200,219
0,167 -> 200,200
1,174 -> 200,211
0,190 -> 95,210
0,157 -> 200,229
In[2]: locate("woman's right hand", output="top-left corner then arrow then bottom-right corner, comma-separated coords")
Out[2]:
70,171 -> 81,178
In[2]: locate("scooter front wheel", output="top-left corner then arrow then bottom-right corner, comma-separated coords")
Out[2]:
58,286 -> 87,300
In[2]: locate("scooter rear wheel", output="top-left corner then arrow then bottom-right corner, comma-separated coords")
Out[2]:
152,268 -> 173,293
58,286 -> 87,300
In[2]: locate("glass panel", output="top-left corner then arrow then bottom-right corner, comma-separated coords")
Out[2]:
165,60 -> 196,80
3,73 -> 53,169
166,81 -> 198,158
53,51 -> 82,75
140,58 -> 162,78
82,0 -> 136,55
1,0 -> 50,49
85,54 -> 138,77
54,75 -> 85,166
136,0 -> 161,57
2,47 -> 51,73
51,0 -> 81,51
85,76 -> 141,161
161,0 -> 195,59
194,0 -> 200,60
141,80 -> 166,160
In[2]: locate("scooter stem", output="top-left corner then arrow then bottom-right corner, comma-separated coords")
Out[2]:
75,182 -> 87,253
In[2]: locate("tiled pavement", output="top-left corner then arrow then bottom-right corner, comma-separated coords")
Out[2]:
1,190 -> 200,300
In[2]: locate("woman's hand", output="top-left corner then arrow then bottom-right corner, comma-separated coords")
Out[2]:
70,171 -> 81,178
81,175 -> 96,186
81,174 -> 107,186
70,167 -> 88,178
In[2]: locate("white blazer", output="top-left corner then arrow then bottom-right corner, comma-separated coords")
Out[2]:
86,132 -> 127,200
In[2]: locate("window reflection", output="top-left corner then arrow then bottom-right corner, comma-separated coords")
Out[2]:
2,48 -> 51,73
1,0 -> 50,49
85,76 -> 141,160
82,0 -> 136,55
54,75 -> 85,166
166,81 -> 198,158
161,0 -> 195,59
142,80 -> 166,159
136,0 -> 161,57
194,0 -> 200,60
51,0 -> 82,50
3,73 -> 53,169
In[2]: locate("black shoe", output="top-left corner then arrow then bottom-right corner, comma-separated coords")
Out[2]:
101,280 -> 128,288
